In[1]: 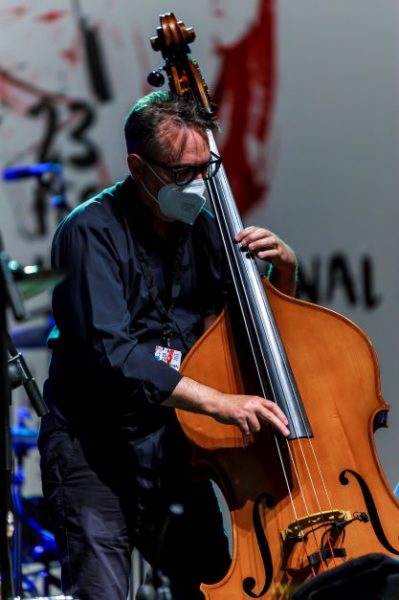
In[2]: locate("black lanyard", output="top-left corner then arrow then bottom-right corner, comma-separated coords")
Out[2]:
119,185 -> 191,350
134,230 -> 190,350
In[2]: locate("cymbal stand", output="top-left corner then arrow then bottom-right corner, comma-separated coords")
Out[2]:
7,334 -> 48,418
10,422 -> 58,598
7,335 -> 49,598
10,435 -> 24,597
0,233 -> 25,600
0,231 -> 48,599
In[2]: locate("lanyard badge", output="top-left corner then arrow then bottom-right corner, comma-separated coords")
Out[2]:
154,344 -> 182,371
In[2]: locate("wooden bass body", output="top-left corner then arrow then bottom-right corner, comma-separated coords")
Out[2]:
177,280 -> 399,600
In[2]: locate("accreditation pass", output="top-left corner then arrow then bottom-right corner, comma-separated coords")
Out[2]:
154,345 -> 182,371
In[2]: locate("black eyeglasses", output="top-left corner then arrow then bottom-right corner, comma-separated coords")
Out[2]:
143,151 -> 222,186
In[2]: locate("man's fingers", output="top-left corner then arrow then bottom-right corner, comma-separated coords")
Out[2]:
244,413 -> 261,434
256,409 -> 290,437
242,399 -> 290,437
255,402 -> 290,437
241,430 -> 252,447
266,400 -> 289,426
215,394 -> 290,438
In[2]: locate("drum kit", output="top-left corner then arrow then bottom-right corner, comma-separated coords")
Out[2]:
10,409 -> 61,598
3,270 -> 68,599
0,165 -> 73,599
0,163 -> 157,598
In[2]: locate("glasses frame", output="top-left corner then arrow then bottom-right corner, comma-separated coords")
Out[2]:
143,151 -> 222,187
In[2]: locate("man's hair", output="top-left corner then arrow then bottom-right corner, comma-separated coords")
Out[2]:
124,90 -> 215,161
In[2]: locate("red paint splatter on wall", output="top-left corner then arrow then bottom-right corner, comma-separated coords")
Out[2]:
0,75 -> 29,115
35,11 -> 68,24
0,5 -> 28,18
212,0 -> 277,215
60,41 -> 81,66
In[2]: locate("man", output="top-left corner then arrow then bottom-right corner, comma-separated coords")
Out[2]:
38,90 -> 296,600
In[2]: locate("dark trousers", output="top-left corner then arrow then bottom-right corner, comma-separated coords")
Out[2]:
39,426 -> 230,600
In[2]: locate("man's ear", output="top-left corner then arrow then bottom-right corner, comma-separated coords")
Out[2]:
127,153 -> 144,181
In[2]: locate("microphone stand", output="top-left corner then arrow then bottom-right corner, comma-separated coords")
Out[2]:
0,231 -> 48,599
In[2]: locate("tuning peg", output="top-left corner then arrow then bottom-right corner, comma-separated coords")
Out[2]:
147,68 -> 165,88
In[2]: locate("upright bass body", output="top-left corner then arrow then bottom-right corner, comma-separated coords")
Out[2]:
147,11 -> 399,599
178,280 -> 399,599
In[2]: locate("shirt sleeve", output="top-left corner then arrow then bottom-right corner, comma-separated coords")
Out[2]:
51,211 -> 182,405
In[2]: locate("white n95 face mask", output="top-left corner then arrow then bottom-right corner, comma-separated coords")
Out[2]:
156,179 -> 206,225
140,163 -> 207,226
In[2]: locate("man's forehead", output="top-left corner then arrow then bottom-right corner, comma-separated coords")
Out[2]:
155,122 -> 209,162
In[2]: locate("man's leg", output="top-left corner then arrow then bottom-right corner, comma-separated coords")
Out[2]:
39,429 -> 135,600
136,477 -> 231,600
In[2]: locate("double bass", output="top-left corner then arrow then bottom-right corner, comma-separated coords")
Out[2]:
149,13 -> 399,599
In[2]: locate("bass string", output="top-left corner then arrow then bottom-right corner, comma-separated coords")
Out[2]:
208,165 -> 333,576
207,135 -> 339,576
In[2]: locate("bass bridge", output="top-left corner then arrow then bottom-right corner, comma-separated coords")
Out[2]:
281,509 -> 369,566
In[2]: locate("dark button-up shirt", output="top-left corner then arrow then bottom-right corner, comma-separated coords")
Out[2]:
42,176 -> 227,436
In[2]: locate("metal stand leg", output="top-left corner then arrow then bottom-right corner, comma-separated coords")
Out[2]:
128,548 -> 149,600
129,548 -> 148,599
11,454 -> 24,596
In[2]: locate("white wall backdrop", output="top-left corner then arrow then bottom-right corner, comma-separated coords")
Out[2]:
0,0 -> 398,496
